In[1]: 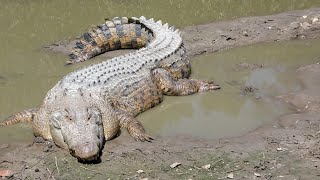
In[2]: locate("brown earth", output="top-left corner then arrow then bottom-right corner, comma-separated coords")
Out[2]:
1,8 -> 320,180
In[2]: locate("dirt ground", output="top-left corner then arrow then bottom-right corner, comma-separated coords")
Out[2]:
1,8 -> 320,180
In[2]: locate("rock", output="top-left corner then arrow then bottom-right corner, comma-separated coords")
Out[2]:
0,169 -> 14,177
301,22 -> 311,30
170,162 -> 181,168
254,172 -> 261,177
137,170 -> 144,174
227,173 -> 234,179
312,17 -> 319,23
201,164 -> 211,170
242,31 -> 249,36
276,147 -> 286,151
302,15 -> 308,19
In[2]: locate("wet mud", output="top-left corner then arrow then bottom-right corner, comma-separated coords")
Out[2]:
1,8 -> 320,179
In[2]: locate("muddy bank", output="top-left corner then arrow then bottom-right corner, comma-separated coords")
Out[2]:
45,8 -> 320,59
183,8 -> 320,57
1,8 -> 320,180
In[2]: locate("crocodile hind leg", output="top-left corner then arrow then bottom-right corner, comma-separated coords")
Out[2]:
118,113 -> 154,142
152,68 -> 221,95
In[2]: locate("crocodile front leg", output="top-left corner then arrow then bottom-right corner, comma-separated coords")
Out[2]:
152,68 -> 221,95
118,113 -> 154,142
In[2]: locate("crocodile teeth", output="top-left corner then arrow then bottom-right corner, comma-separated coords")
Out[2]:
163,23 -> 169,29
149,18 -> 154,22
156,20 -> 162,25
174,29 -> 180,33
169,26 -> 175,31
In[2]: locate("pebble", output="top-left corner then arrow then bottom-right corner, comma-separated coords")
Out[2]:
202,164 -> 211,170
312,17 -> 319,23
170,162 -> 181,168
277,147 -> 285,151
301,22 -> 311,30
227,173 -> 234,179
137,170 -> 144,174
0,170 -> 14,177
242,31 -> 249,36
254,172 -> 261,177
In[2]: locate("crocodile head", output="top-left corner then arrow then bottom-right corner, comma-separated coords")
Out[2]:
48,94 -> 105,162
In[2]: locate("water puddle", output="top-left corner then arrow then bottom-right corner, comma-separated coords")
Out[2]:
139,39 -> 320,138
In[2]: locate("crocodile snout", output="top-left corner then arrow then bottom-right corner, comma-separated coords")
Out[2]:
71,142 -> 100,161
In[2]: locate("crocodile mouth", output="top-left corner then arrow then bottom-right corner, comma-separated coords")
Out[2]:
77,154 -> 101,163
69,144 -> 102,163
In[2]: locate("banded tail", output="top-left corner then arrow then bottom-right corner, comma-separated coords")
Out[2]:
67,17 -> 154,64
0,108 -> 38,126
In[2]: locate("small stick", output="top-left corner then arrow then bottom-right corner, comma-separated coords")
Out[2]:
55,156 -> 60,175
47,168 -> 56,180
226,167 -> 244,173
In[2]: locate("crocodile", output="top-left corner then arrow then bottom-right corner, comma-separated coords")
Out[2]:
0,16 -> 220,162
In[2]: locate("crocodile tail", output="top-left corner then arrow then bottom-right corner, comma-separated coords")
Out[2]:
67,16 -> 153,64
0,108 -> 39,126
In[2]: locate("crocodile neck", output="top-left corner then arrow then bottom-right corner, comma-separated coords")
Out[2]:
60,16 -> 183,93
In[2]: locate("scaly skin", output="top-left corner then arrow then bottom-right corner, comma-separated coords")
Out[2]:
0,16 -> 221,162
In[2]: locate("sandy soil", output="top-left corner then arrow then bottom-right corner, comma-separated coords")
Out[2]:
1,8 -> 320,180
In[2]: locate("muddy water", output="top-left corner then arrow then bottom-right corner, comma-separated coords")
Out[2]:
139,39 -> 320,138
0,1 -> 320,143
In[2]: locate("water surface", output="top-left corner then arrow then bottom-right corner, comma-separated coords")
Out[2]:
139,39 -> 320,138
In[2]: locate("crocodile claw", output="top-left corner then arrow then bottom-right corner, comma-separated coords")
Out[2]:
198,80 -> 221,92
133,133 -> 154,142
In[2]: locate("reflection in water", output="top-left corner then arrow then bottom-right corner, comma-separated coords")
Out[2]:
0,1 -> 320,142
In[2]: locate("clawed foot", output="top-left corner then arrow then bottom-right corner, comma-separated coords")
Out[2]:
131,132 -> 154,142
127,121 -> 154,142
198,80 -> 221,92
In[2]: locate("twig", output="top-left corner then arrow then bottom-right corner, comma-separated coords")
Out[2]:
47,168 -> 55,180
55,156 -> 60,175
79,166 -> 103,175
226,167 -> 244,173
135,148 -> 147,155
0,160 -> 13,164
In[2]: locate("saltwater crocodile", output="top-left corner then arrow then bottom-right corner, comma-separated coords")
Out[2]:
1,16 -> 220,162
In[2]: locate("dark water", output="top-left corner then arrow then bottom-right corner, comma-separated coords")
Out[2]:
0,1 -> 320,142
